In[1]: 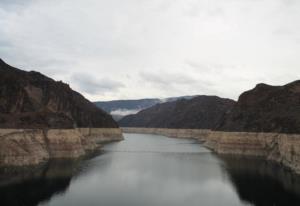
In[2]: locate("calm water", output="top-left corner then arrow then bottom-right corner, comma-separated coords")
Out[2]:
1,133 -> 300,206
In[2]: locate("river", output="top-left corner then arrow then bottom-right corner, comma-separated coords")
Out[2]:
1,133 -> 300,206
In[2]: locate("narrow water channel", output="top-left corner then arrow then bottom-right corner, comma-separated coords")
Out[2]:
1,133 -> 300,206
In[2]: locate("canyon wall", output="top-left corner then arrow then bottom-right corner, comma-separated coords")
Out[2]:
122,127 -> 210,139
0,59 -> 123,167
122,127 -> 300,174
0,128 -> 123,167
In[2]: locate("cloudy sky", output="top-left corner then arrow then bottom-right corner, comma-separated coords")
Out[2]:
0,0 -> 299,101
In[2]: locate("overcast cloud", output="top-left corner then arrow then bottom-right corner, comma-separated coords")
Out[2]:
0,0 -> 299,101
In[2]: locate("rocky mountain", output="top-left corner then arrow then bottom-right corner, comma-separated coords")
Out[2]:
94,96 -> 197,120
216,80 -> 300,134
0,59 -> 118,129
119,96 -> 235,129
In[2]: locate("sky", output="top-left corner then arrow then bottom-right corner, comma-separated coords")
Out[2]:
0,0 -> 299,101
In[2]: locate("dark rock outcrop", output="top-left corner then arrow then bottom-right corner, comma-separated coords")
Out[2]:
0,59 -> 118,129
119,96 -> 235,129
216,81 -> 300,134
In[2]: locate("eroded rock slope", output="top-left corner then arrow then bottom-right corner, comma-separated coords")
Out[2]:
0,59 -> 123,166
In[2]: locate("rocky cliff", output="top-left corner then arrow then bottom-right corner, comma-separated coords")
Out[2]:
216,81 -> 300,134
0,128 -> 123,166
0,58 -> 118,129
119,96 -> 235,129
0,59 -> 123,166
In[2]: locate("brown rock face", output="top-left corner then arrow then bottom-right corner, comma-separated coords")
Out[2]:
119,96 -> 235,129
0,128 -> 123,167
0,59 -> 118,129
216,81 -> 300,134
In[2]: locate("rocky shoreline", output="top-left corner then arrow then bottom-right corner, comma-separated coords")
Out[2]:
122,127 -> 300,174
0,59 -> 124,167
0,128 -> 123,167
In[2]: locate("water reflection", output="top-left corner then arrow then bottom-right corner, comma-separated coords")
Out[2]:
0,161 -> 74,206
0,133 -> 299,206
0,150 -> 105,206
219,155 -> 300,205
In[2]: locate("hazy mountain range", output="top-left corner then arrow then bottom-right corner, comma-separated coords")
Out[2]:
94,96 -> 196,120
119,96 -> 235,129
118,80 -> 300,134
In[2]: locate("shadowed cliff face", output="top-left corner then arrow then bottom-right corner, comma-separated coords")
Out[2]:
0,59 -> 118,129
216,81 -> 300,133
119,96 -> 235,129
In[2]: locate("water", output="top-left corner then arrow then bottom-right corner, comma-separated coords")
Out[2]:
1,133 -> 300,206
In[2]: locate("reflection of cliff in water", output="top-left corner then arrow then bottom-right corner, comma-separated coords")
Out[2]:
0,158 -> 86,206
219,155 -> 300,206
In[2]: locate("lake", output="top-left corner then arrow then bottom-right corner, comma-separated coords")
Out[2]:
1,133 -> 300,206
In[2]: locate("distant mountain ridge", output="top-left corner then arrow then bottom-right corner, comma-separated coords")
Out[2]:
120,80 -> 300,134
94,96 -> 197,120
95,98 -> 161,113
119,96 -> 235,129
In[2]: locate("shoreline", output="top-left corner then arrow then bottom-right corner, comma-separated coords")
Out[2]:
121,127 -> 300,174
0,128 -> 123,167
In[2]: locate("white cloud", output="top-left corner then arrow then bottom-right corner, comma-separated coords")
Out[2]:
110,109 -> 140,116
0,0 -> 300,101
